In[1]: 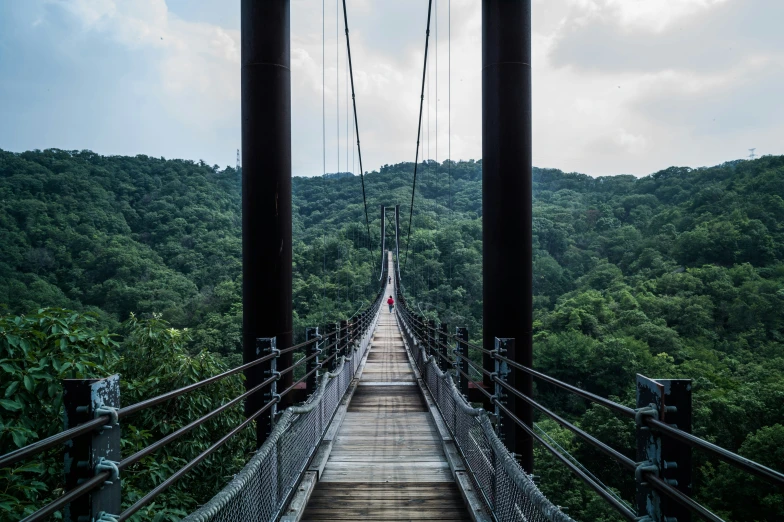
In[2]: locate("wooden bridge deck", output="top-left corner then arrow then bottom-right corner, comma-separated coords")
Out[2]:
302,262 -> 470,521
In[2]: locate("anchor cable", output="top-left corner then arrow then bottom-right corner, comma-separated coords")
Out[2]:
403,0 -> 434,271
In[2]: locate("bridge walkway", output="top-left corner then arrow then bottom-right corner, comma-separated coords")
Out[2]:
301,257 -> 470,521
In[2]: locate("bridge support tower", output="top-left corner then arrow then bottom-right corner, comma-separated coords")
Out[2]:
241,0 -> 293,447
482,0 -> 534,472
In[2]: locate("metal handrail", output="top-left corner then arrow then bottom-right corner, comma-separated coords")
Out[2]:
402,309 -> 490,354
0,350 -> 279,468
493,401 -> 638,521
493,352 -> 636,419
492,353 -> 784,487
395,285 -> 784,522
492,376 -> 636,471
10,275 -> 389,522
646,417 -> 784,486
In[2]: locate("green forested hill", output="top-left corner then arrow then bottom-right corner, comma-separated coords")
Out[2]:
1,148 -> 783,520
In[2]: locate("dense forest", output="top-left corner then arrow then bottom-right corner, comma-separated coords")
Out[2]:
1,148 -> 783,520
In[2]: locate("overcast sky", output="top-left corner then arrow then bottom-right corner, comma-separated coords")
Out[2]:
1,0 -> 781,177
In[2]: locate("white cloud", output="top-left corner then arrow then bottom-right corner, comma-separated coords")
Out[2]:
23,0 -> 784,177
54,0 -> 239,133
566,0 -> 731,33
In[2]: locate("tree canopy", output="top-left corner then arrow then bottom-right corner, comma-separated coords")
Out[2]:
1,148 -> 783,520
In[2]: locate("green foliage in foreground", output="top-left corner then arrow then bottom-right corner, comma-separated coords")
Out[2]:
0,310 -> 252,521
1,148 -> 783,520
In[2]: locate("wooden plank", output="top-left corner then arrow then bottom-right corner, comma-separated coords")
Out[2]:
357,381 -> 416,386
331,440 -> 443,447
301,507 -> 469,519
310,496 -> 463,508
327,455 -> 446,462
339,420 -> 435,428
300,287 -> 470,519
342,412 -> 432,418
280,471 -> 317,522
334,433 -> 439,440
320,470 -> 454,483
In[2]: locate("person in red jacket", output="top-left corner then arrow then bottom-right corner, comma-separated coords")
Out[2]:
387,295 -> 394,313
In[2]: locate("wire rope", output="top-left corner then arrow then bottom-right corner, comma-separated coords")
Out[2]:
534,424 -> 634,512
435,0 -> 440,315
403,0 -> 434,271
321,0 -> 326,327
341,0 -> 374,268
448,0 -> 453,313
336,0 -> 339,177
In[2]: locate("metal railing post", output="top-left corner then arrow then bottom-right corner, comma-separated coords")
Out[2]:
305,327 -> 320,395
455,327 -> 469,398
493,338 -> 512,442
438,322 -> 448,371
427,319 -> 436,357
259,337 -> 280,435
63,375 -> 121,521
338,319 -> 348,362
326,323 -> 337,371
636,375 -> 693,522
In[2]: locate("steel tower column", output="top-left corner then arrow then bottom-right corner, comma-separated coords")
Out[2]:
241,0 -> 293,447
482,0 -> 533,472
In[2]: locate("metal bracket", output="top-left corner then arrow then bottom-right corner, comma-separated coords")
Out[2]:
265,370 -> 282,381
95,457 -> 120,485
635,404 -> 659,428
95,513 -> 119,522
94,406 -> 119,431
635,460 -> 658,486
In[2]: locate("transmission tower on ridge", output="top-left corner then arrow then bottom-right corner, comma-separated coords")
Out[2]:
748,148 -> 756,160
236,149 -> 241,170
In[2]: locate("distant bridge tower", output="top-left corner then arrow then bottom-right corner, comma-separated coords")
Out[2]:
748,148 -> 756,160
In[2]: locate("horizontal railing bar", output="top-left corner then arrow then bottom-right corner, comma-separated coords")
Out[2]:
646,417 -> 784,487
0,350 -> 281,468
119,373 -> 279,470
277,350 -> 320,378
21,469 -> 111,522
413,316 -> 491,354
453,351 -> 493,378
118,397 -> 279,521
493,377 -> 636,471
12,294 -> 383,520
493,353 -> 636,419
493,352 -> 784,486
16,363 -> 288,519
430,346 -> 453,365
120,351 -> 278,418
320,340 -> 338,352
430,339 -> 454,353
279,366 -> 321,399
319,351 -> 337,368
278,337 -> 319,355
495,401 -> 637,521
455,368 -> 493,400
645,473 -> 725,522
0,416 -> 108,469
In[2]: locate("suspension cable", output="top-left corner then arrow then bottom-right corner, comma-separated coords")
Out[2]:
403,0 -> 434,270
341,0 -> 374,265
322,0 -> 326,326
448,0 -> 453,313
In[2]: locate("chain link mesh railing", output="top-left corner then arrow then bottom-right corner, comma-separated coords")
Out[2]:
182,309 -> 379,522
400,311 -> 575,522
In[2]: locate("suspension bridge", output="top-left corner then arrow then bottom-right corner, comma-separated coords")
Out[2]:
3,1 -> 783,522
